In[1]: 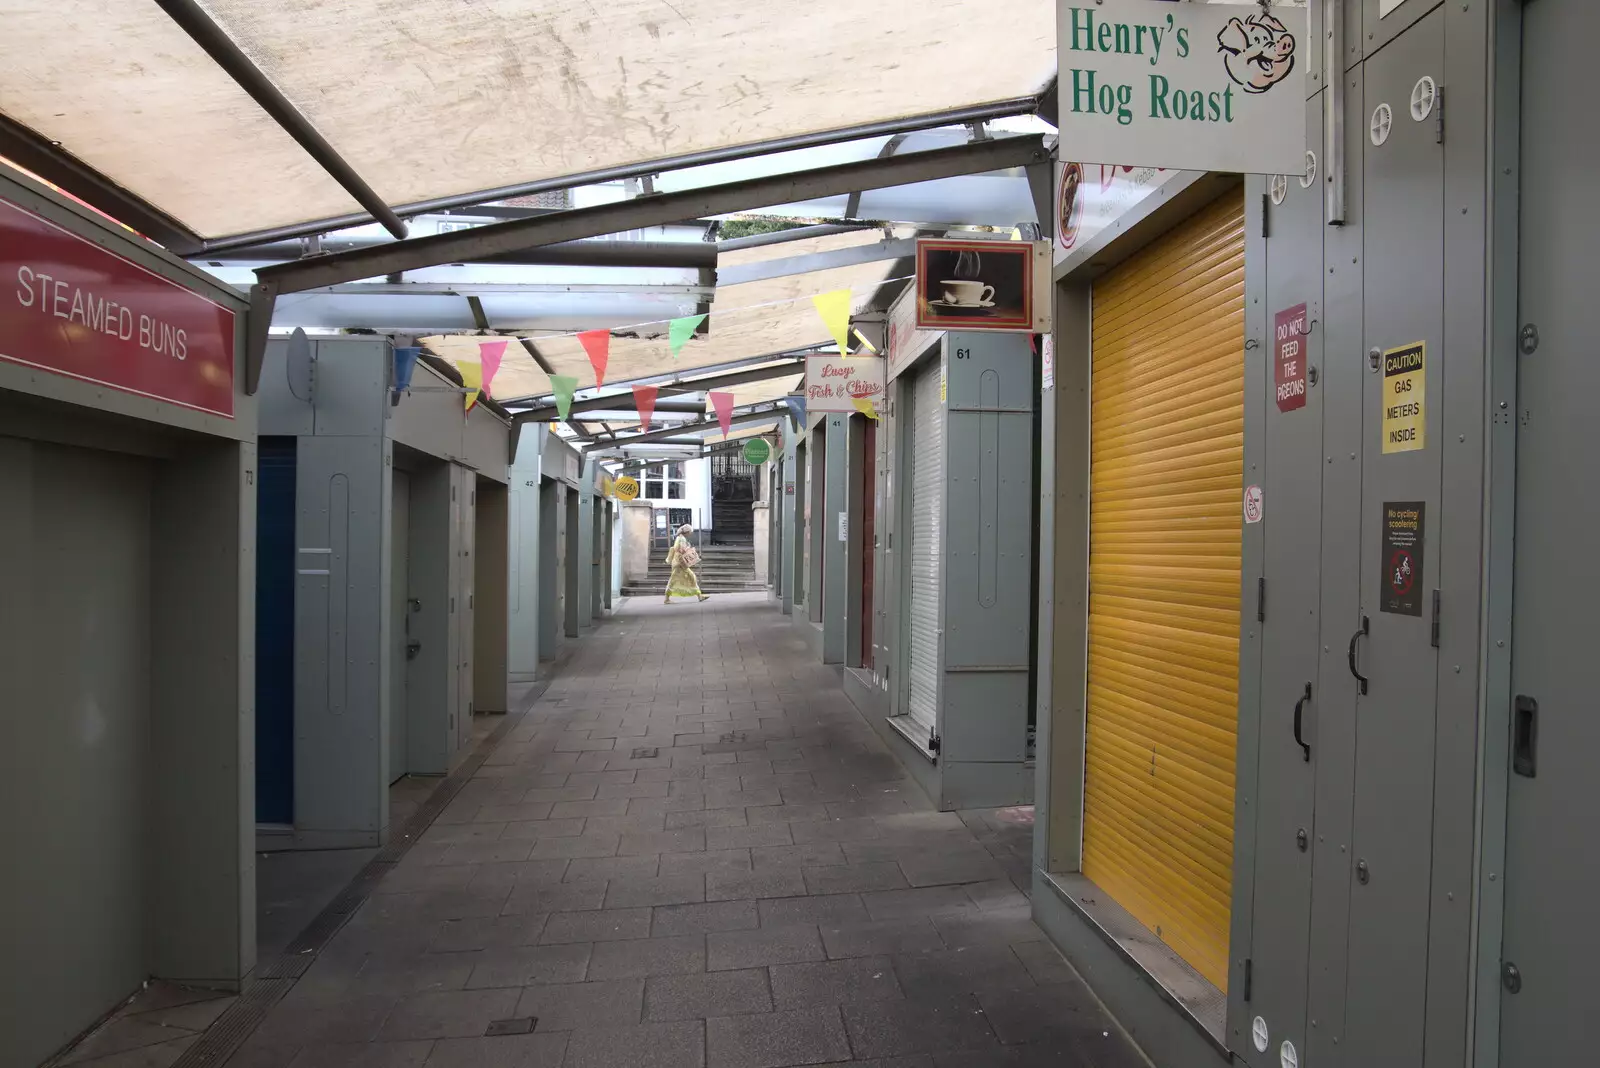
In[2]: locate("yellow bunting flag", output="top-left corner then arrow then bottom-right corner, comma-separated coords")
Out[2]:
811,289 -> 853,355
460,360 -> 484,411
852,396 -> 880,420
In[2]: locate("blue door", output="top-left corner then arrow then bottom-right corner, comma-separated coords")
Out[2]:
255,437 -> 296,825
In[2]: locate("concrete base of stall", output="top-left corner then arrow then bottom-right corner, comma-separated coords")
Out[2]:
844,667 -> 940,809
1031,868 -> 1230,1068
792,613 -> 824,658
844,667 -> 1032,813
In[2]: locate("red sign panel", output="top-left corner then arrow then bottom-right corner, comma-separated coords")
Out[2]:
0,196 -> 235,417
1274,303 -> 1308,413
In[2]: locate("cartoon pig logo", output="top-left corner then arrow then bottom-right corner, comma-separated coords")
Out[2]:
1218,12 -> 1297,94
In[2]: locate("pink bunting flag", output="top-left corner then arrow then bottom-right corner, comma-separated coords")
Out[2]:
577,330 -> 610,388
632,384 -> 659,431
708,391 -> 735,438
477,339 -> 509,396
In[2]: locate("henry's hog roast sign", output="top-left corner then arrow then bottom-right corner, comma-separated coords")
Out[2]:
1056,1 -> 1307,174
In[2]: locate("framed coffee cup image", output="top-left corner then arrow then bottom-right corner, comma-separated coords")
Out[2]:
914,238 -> 1050,333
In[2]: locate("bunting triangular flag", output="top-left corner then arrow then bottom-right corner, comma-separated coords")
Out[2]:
784,396 -> 805,426
811,289 -> 853,355
478,339 -> 509,397
708,391 -> 735,438
632,385 -> 659,431
393,347 -> 421,392
550,375 -> 579,420
668,314 -> 706,358
577,330 -> 610,388
852,396 -> 880,420
460,360 -> 484,412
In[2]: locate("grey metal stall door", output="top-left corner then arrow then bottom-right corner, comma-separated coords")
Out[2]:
1501,0 -> 1597,1060
458,475 -> 476,753
905,356 -> 944,742
1237,94 -> 1328,1068
1341,13 -> 1446,1065
389,470 -> 410,782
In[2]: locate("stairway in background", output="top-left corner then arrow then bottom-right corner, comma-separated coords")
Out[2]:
621,544 -> 764,596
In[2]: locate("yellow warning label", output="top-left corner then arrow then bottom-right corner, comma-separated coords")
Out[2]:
940,362 -> 947,404
1381,341 -> 1426,454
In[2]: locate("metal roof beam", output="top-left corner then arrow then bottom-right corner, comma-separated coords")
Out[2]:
716,222 -> 877,251
244,136 -> 1043,392
207,98 -> 1039,253
718,236 -> 916,287
510,358 -> 805,422
256,136 -> 1044,294
244,138 -> 1038,395
152,0 -> 407,241
194,236 -> 717,270
603,436 -> 771,472
584,408 -> 783,453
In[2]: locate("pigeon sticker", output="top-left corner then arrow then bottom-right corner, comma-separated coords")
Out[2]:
1217,12 -> 1297,95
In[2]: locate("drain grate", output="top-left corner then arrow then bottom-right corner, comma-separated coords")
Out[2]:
631,747 -> 660,760
486,1017 -> 538,1037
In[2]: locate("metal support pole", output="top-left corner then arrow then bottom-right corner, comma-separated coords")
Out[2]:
152,0 -> 407,240
1325,0 -> 1348,226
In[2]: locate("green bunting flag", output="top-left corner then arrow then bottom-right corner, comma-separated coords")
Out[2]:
668,314 -> 706,358
550,375 -> 579,420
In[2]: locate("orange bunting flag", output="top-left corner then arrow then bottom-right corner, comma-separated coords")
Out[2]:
577,330 -> 610,388
632,384 -> 658,431
708,391 -> 735,438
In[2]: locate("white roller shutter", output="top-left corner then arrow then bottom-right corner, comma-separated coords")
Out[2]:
905,356 -> 944,741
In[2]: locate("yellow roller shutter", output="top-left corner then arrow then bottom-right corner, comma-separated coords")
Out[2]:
1082,190 -> 1245,991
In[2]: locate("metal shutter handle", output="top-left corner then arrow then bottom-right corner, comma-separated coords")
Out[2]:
1347,616 -> 1370,696
1293,682 -> 1312,762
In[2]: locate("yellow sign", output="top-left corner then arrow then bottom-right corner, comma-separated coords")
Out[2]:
612,476 -> 640,501
1381,341 -> 1426,454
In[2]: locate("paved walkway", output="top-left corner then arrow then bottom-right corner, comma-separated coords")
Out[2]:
221,593 -> 1142,1068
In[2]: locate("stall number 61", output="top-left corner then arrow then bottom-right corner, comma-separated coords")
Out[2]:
954,348 -> 972,360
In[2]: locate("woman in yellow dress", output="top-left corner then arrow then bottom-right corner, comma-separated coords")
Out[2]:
664,523 -> 710,604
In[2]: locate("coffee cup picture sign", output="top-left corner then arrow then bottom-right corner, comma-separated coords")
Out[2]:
914,238 -> 1050,334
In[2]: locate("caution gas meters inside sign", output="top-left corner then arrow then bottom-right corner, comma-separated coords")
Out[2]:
1381,341 -> 1426,454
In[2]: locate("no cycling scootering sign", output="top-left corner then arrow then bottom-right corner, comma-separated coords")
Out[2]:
1056,1 -> 1308,175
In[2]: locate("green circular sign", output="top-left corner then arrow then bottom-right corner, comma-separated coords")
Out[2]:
743,437 -> 772,465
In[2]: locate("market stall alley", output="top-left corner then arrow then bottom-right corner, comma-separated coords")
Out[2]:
170,592 -> 1141,1068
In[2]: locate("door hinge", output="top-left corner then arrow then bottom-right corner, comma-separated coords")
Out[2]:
1261,193 -> 1271,239
1430,590 -> 1441,648
1435,86 -> 1446,145
928,731 -> 941,754
1257,577 -> 1267,623
1243,958 -> 1253,1002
